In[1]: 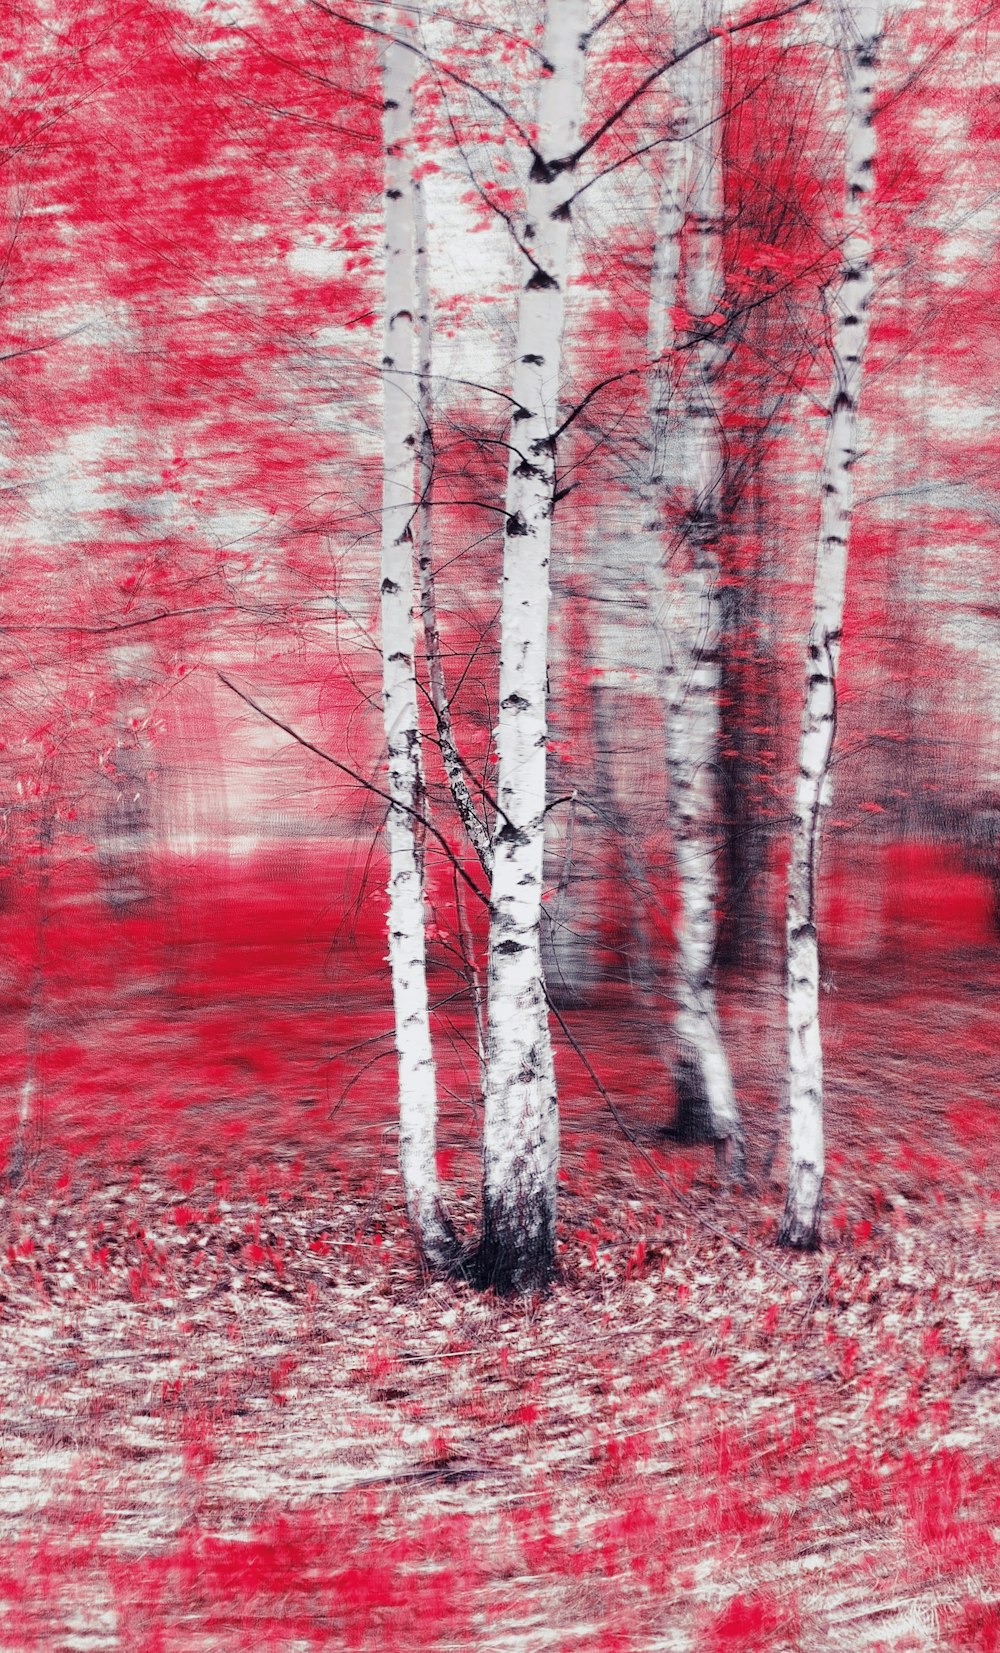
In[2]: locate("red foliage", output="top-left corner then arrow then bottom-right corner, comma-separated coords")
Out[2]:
708,1591 -> 799,1651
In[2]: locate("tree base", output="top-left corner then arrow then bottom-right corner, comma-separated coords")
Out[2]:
471,1197 -> 555,1295
413,1201 -> 465,1279
667,1049 -> 716,1145
777,1208 -> 822,1250
4,1133 -> 33,1192
778,1166 -> 823,1249
716,1131 -> 748,1190
658,1053 -> 748,1187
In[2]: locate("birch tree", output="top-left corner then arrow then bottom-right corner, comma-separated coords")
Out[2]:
413,170 -> 489,1084
380,15 -> 455,1272
781,0 -> 883,1248
475,0 -> 588,1294
645,6 -> 746,1177
413,175 -> 494,886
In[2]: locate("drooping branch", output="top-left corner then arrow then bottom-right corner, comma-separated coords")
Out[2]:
217,673 -> 488,908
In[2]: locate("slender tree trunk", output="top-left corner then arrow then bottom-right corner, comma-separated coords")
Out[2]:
413,174 -> 494,883
476,0 -> 587,1294
781,0 -> 882,1249
628,95 -> 693,1023
8,807 -> 53,1189
645,17 -> 746,1175
97,641 -> 154,913
590,681 -> 659,1008
381,17 -> 455,1272
451,861 -> 487,1095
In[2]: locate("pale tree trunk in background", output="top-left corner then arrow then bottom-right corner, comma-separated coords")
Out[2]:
647,12 -> 746,1176
781,0 -> 883,1248
632,59 -> 693,1023
380,18 -> 455,1272
7,805 -> 53,1189
100,643 -> 153,912
477,0 -> 587,1294
591,681 -> 658,1006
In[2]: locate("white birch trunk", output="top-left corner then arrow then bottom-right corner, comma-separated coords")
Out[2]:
100,643 -> 153,911
477,0 -> 587,1293
646,14 -> 746,1175
413,174 -> 489,1086
413,175 -> 494,882
381,19 -> 454,1272
635,67 -> 692,1023
781,0 -> 882,1248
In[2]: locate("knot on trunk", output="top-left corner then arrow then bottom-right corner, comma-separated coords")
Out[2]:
495,818 -> 530,848
525,266 -> 558,292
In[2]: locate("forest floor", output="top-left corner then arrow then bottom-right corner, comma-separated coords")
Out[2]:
0,952 -> 998,1651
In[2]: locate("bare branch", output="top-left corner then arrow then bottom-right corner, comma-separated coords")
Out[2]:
303,0 -> 541,160
217,672 -> 489,906
566,0 -> 816,171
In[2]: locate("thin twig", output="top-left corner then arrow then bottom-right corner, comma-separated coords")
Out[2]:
543,990 -> 803,1291
217,673 -> 489,908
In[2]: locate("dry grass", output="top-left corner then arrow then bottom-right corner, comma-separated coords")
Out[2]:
0,1122 -> 996,1652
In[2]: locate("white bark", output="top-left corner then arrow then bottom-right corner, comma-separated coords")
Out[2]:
478,0 -> 587,1293
781,0 -> 882,1249
646,12 -> 745,1173
381,18 -> 454,1271
100,643 -> 153,911
413,175 -> 494,883
645,76 -> 690,490
413,174 -> 488,1086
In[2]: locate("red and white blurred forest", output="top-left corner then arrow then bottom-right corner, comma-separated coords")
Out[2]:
2,0 -> 1000,1647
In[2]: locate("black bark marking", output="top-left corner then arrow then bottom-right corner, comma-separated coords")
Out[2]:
526,267 -> 558,292
472,1188 -> 555,1295
778,1179 -> 824,1250
662,1047 -> 715,1147
495,818 -> 530,848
